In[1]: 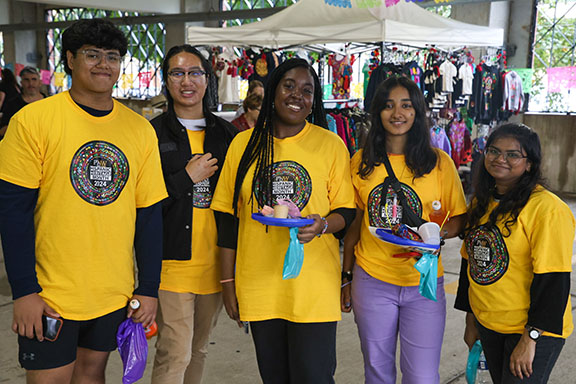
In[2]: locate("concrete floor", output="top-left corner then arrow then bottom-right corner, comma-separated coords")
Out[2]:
1,198 -> 575,383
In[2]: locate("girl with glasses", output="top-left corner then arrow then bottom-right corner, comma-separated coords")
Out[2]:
150,45 -> 237,384
455,123 -> 574,383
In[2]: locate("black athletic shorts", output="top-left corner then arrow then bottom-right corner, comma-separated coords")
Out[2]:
18,307 -> 126,370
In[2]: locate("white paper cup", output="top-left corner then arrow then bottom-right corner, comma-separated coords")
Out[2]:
418,222 -> 441,245
273,204 -> 289,219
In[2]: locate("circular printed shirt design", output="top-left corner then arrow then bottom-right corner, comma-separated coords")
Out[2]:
70,141 -> 130,206
253,161 -> 312,210
464,225 -> 509,285
193,178 -> 212,209
366,182 -> 422,228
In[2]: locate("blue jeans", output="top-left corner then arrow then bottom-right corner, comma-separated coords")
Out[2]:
476,321 -> 565,383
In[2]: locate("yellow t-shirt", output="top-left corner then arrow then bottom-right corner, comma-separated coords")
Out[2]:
211,122 -> 355,323
351,149 -> 467,286
461,187 -> 574,337
159,130 -> 221,294
0,92 -> 168,320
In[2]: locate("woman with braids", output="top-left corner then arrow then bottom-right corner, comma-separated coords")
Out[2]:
342,76 -> 467,383
211,58 -> 355,384
455,123 -> 574,384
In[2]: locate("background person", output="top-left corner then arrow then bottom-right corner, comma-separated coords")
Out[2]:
234,79 -> 264,119
0,66 -> 45,136
0,68 -> 23,136
212,58 -> 356,384
231,92 -> 262,131
20,66 -> 46,104
0,18 -> 167,384
455,123 -> 574,383
342,76 -> 467,384
150,44 -> 237,384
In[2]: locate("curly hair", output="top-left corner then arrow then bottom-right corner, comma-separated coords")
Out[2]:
359,76 -> 437,179
463,123 -> 545,237
61,18 -> 128,75
232,58 -> 327,216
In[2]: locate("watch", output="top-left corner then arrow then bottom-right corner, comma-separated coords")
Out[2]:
341,271 -> 353,282
528,327 -> 541,341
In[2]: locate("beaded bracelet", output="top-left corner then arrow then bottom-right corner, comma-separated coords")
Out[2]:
317,217 -> 328,237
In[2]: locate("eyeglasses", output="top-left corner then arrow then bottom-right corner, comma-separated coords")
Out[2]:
167,69 -> 207,82
484,146 -> 528,163
80,49 -> 122,67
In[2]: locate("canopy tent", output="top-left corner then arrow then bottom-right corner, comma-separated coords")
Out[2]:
187,0 -> 504,48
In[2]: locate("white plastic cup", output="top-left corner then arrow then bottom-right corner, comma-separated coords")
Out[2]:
418,222 -> 441,245
273,204 -> 289,219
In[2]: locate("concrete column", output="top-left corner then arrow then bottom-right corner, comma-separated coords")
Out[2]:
507,0 -> 536,68
165,0 -> 219,49
1,0 -> 46,70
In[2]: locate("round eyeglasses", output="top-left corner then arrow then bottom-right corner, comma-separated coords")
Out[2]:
167,70 -> 207,82
484,147 -> 528,163
80,49 -> 122,67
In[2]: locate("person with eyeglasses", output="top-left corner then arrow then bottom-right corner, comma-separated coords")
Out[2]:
0,19 -> 168,383
149,45 -> 237,384
455,123 -> 574,383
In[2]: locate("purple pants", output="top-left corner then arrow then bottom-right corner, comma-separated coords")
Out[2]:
351,265 -> 446,384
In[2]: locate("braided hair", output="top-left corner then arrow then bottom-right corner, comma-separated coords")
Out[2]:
463,123 -> 544,237
232,58 -> 327,216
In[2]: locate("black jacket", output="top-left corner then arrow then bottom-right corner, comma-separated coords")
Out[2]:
151,108 -> 237,260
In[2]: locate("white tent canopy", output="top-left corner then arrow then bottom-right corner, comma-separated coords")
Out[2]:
187,0 -> 504,48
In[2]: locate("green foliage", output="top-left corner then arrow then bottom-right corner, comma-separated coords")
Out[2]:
426,5 -> 451,18
531,0 -> 576,112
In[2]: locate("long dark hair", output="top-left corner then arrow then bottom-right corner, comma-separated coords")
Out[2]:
161,44 -> 215,120
0,68 -> 20,93
231,58 -> 327,216
359,76 -> 436,179
463,123 -> 544,237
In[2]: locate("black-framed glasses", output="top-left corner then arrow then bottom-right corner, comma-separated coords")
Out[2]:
484,146 -> 528,163
80,49 -> 122,67
167,69 -> 207,82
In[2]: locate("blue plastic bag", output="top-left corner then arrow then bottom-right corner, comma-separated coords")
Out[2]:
466,340 -> 483,384
117,318 -> 148,384
282,227 -> 304,279
414,252 -> 438,301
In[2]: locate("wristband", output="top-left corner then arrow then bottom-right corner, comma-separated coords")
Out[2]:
317,217 -> 328,237
342,271 -> 353,282
220,278 -> 235,284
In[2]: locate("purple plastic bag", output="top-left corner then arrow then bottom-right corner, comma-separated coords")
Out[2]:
116,318 -> 148,384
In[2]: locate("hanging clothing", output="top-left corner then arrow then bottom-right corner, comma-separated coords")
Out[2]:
439,60 -> 458,93
430,126 -> 452,157
470,64 -> 503,124
328,54 -> 354,99
503,70 -> 524,113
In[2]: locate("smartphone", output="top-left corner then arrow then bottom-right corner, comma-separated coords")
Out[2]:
42,315 -> 63,342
